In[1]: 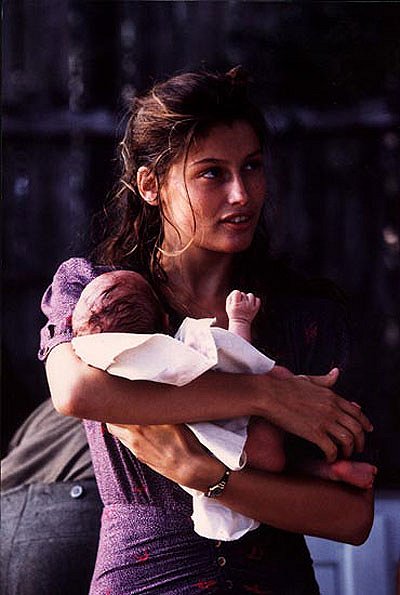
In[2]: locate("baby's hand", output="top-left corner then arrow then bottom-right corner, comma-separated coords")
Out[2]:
226,290 -> 261,324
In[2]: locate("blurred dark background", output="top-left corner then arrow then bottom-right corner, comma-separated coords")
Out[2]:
2,1 -> 400,486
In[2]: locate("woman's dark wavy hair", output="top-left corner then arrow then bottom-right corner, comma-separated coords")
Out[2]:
92,66 -> 317,311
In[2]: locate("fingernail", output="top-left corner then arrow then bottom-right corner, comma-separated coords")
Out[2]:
351,401 -> 361,409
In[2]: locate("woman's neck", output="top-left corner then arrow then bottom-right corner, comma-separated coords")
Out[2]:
160,249 -> 234,319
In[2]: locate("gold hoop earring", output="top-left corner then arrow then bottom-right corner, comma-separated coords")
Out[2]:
157,237 -> 194,257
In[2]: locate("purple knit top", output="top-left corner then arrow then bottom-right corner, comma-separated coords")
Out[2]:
39,257 -> 348,594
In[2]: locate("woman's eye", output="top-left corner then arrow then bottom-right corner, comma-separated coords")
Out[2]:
201,167 -> 221,179
244,160 -> 263,172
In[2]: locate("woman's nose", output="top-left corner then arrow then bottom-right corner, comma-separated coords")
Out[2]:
227,175 -> 249,205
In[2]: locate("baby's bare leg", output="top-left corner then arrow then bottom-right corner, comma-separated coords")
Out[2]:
244,417 -> 286,472
243,363 -> 292,472
245,411 -> 378,485
226,290 -> 288,472
225,290 -> 261,342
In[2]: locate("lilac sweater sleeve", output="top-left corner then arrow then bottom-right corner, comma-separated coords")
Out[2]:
38,257 -> 113,360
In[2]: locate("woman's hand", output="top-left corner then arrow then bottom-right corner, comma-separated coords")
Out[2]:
106,422 -> 225,491
107,420 -> 374,545
255,368 -> 373,463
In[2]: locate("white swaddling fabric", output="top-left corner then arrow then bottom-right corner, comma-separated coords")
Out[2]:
72,317 -> 275,541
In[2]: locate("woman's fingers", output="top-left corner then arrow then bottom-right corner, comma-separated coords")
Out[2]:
326,422 -> 357,459
298,370 -> 372,456
307,368 -> 339,387
309,370 -> 373,434
315,419 -> 356,461
339,398 -> 373,432
333,398 -> 372,454
106,422 -> 210,486
263,375 -> 374,462
334,411 -> 366,454
319,397 -> 371,458
315,433 -> 338,464
106,422 -> 141,453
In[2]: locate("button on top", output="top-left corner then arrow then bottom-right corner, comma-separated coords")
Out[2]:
217,556 -> 226,567
215,540 -> 222,548
70,485 -> 84,499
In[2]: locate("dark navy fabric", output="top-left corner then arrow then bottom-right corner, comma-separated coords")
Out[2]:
1,398 -> 93,491
1,480 -> 102,595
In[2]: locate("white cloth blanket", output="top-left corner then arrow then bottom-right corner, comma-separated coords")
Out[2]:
72,317 -> 275,541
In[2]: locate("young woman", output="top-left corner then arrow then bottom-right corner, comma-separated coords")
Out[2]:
43,67 -> 374,594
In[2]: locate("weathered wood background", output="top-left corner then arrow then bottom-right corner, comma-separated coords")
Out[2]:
3,1 -> 400,485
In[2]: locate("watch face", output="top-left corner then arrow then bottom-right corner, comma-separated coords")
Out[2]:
206,469 -> 230,498
208,479 -> 227,498
211,486 -> 224,497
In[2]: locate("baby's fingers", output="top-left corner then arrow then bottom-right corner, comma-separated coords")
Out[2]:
227,289 -> 243,304
245,292 -> 261,311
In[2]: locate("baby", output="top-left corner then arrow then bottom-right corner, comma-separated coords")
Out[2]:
72,270 -> 377,490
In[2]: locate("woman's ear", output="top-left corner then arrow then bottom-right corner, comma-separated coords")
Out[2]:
137,166 -> 159,205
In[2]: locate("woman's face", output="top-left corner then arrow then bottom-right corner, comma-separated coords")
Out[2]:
160,120 -> 267,257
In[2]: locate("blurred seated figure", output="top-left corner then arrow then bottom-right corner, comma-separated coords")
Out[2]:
1,399 -> 102,595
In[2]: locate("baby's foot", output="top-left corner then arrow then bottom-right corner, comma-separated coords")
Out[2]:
245,417 -> 286,472
330,461 -> 378,489
316,461 -> 378,489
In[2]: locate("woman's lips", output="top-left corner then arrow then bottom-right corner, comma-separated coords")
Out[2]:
219,212 -> 255,230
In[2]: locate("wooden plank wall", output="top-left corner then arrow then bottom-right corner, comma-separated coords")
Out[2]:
3,1 -> 399,486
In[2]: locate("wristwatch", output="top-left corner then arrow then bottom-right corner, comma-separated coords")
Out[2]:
205,467 -> 231,498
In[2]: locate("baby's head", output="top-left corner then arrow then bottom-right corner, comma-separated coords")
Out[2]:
72,270 -> 167,337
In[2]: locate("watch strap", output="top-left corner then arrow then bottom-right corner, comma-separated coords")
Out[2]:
205,467 -> 231,498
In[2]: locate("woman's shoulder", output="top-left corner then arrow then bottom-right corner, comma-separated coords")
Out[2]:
38,258 -> 116,360
50,257 -> 115,286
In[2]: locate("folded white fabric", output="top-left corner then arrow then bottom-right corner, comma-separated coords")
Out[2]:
71,330 -> 216,386
72,317 -> 275,541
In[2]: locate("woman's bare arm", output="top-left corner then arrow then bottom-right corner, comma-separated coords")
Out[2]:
214,466 -> 373,545
47,342 -> 372,462
108,422 -> 374,546
47,343 -> 262,422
